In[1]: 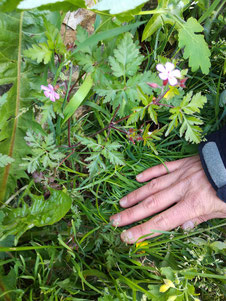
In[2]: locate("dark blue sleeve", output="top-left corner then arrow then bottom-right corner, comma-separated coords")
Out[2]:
198,126 -> 226,202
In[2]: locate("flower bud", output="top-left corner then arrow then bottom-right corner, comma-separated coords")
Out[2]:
147,82 -> 160,89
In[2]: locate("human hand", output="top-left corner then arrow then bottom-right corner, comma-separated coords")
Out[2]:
110,156 -> 226,244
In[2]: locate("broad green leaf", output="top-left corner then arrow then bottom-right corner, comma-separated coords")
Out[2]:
63,74 -> 93,124
0,269 -> 17,300
178,17 -> 211,74
109,32 -> 143,78
0,189 -> 72,245
17,0 -> 86,11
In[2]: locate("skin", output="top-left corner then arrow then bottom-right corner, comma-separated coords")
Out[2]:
110,155 -> 226,244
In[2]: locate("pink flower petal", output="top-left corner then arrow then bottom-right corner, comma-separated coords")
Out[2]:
168,76 -> 178,86
171,69 -> 181,78
159,72 -> 168,80
44,91 -> 51,98
41,85 -> 48,91
49,94 -> 56,102
54,92 -> 60,99
48,84 -> 54,91
165,62 -> 175,72
156,64 -> 165,73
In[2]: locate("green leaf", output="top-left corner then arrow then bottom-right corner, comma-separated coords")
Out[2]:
148,104 -> 158,124
17,0 -> 86,11
0,154 -> 15,168
24,42 -> 52,64
178,17 -> 211,74
109,32 -> 143,78
127,106 -> 146,124
63,74 -> 93,124
0,269 -> 17,300
0,189 -> 72,245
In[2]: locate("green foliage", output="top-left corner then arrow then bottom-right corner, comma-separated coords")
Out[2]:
178,17 -> 211,74
109,33 -> 143,78
20,130 -> 65,173
94,33 -> 158,117
77,135 -> 125,176
0,1 -> 225,300
0,188 -> 72,245
166,92 -> 207,143
24,42 -> 52,64
24,19 -> 66,64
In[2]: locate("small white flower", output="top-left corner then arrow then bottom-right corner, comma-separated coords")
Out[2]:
156,62 -> 181,86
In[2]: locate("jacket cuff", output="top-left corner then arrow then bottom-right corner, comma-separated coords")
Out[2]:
198,126 -> 226,202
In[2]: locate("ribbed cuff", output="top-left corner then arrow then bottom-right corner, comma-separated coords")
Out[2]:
198,126 -> 226,202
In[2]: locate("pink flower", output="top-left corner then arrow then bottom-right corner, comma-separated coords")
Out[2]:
41,84 -> 60,102
156,62 -> 181,86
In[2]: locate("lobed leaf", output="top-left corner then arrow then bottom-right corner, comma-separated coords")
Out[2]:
178,17 -> 211,74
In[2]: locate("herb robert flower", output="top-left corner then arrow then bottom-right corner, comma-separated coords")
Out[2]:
41,84 -> 60,102
156,62 -> 181,86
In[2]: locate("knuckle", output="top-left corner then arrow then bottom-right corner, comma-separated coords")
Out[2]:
148,179 -> 159,192
142,196 -> 158,211
152,214 -> 169,230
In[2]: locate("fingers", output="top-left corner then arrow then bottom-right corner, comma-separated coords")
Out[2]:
136,157 -> 196,183
111,179 -> 187,227
120,198 -> 196,244
119,171 -> 180,208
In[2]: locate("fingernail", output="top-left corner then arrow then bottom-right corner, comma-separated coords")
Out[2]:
121,230 -> 134,243
110,214 -> 121,226
182,221 -> 194,230
120,196 -> 127,207
136,173 -> 143,181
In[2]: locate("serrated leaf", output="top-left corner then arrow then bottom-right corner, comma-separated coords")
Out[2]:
127,106 -> 146,125
182,92 -> 207,114
24,42 -> 52,64
148,104 -> 158,124
85,153 -> 106,176
178,17 -> 211,74
180,116 -> 203,143
0,189 -> 72,245
109,32 -> 143,78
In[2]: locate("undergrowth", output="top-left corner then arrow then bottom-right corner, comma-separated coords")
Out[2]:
0,0 -> 225,300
